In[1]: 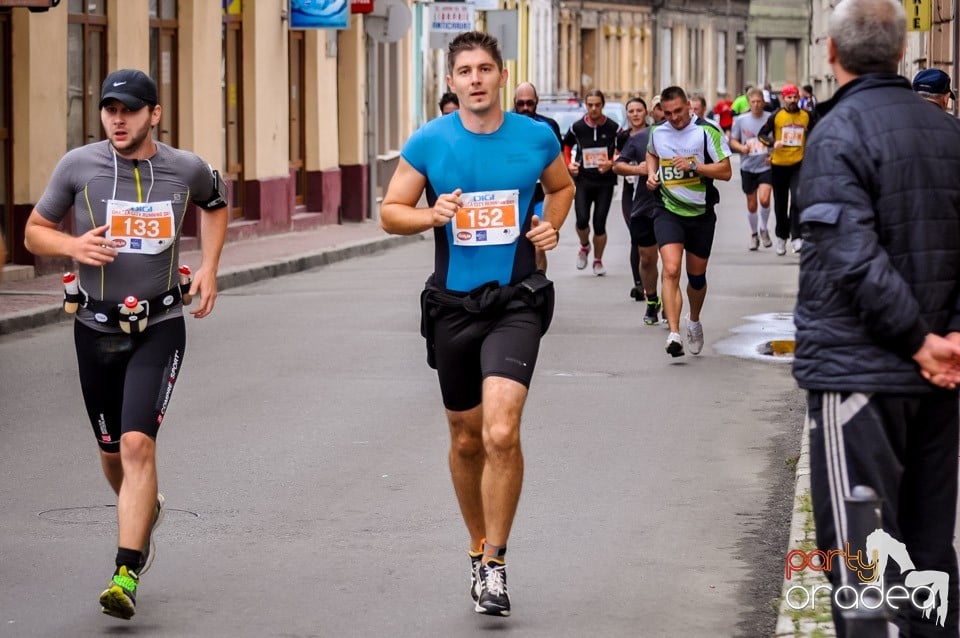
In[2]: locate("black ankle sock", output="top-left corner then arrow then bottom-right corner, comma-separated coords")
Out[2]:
115,547 -> 143,573
647,294 -> 659,304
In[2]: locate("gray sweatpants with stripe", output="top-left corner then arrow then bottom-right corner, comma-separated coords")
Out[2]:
808,391 -> 960,637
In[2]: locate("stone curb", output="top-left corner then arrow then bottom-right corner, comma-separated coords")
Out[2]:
0,233 -> 422,337
774,412 -> 837,637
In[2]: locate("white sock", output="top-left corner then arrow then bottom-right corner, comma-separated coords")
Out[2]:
759,206 -> 771,230
688,318 -> 701,328
747,211 -> 758,233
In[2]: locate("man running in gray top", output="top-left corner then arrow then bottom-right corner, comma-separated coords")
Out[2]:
729,87 -> 773,251
24,69 -> 228,621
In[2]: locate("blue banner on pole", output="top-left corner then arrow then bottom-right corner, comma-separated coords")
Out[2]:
291,0 -> 349,29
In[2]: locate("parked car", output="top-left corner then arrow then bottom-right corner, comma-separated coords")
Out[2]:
537,102 -> 585,137
602,101 -> 627,129
537,99 -> 627,133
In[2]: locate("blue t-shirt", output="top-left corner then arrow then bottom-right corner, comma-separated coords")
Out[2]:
402,111 -> 560,292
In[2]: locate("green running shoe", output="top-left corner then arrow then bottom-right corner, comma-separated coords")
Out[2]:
100,565 -> 138,620
643,299 -> 662,326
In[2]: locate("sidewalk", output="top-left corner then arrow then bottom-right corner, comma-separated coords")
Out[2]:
0,221 -> 423,336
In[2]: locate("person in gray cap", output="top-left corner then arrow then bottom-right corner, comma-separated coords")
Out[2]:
24,69 -> 228,621
913,67 -> 955,111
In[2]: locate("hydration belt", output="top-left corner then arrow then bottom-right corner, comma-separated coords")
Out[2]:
419,271 -> 555,369
66,282 -> 190,328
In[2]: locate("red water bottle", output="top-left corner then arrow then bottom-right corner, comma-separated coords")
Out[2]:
62,272 -> 79,314
178,265 -> 193,305
119,296 -> 147,334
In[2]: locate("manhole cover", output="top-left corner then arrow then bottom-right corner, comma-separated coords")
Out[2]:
38,505 -> 199,524
547,370 -> 615,378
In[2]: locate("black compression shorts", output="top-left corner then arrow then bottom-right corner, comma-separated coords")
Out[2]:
74,318 -> 186,452
432,306 -> 543,412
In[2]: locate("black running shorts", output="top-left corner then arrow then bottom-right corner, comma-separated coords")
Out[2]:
740,169 -> 772,195
653,208 -> 717,259
628,212 -> 657,248
74,318 -> 186,452
432,306 -> 543,412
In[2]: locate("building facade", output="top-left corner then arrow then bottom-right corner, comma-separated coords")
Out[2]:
745,0 -> 810,96
554,0 -> 748,108
2,0 -> 414,271
808,0 -> 958,112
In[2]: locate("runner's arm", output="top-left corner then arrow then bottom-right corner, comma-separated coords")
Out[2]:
190,206 -> 228,319
645,151 -> 661,190
24,210 -> 117,266
532,154 -> 575,250
694,157 -> 732,181
757,111 -> 778,147
728,136 -> 750,154
381,158 -> 459,234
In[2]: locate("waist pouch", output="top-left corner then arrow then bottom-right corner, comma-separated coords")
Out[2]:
67,282 -> 190,328
419,271 -> 556,369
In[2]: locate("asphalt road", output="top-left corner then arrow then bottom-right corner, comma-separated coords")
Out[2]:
0,168 -> 806,637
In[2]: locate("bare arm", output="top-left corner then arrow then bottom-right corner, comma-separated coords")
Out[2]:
696,157 -> 732,181
612,161 -> 647,177
645,151 -> 661,190
728,137 -> 750,154
380,158 -> 462,235
24,209 -> 118,266
190,207 -> 228,319
527,154 -> 575,251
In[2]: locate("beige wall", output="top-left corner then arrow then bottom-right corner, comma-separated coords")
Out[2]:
306,30 -> 341,172
107,0 -> 149,71
338,17 -> 366,166
242,0 -> 289,180
178,0 -> 223,168
12,10 -> 67,203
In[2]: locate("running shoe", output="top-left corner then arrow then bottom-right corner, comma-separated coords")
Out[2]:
792,238 -> 803,254
592,259 -> 606,276
629,285 -> 645,302
759,228 -> 772,248
665,332 -> 684,357
749,233 -> 759,251
687,318 -> 704,355
576,245 -> 590,270
139,493 -> 165,575
470,552 -> 483,602
475,562 -> 511,617
644,298 -> 661,326
100,565 -> 138,620
775,238 -> 787,256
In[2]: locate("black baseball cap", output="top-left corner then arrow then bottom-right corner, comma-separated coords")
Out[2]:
99,69 -> 158,110
912,68 -> 956,99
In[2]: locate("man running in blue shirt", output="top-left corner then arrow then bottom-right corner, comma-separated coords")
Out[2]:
380,31 -> 574,618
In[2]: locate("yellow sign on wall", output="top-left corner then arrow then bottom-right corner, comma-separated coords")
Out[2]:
905,0 -> 931,32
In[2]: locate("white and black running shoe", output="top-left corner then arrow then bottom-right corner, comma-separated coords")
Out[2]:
470,553 -> 483,602
475,562 -> 511,617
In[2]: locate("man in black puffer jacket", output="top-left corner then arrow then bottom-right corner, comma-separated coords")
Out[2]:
795,0 -> 960,635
